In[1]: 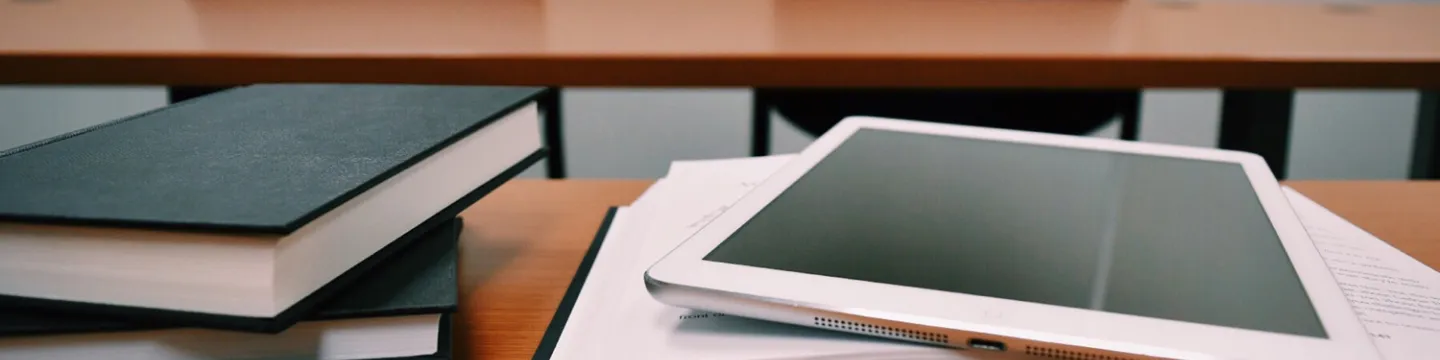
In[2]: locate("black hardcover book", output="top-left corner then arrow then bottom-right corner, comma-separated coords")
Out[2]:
0,84 -> 544,231
0,84 -> 546,332
0,218 -> 463,360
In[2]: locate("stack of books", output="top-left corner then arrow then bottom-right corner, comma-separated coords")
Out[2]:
0,84 -> 548,359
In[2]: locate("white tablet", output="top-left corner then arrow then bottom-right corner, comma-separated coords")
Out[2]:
645,117 -> 1379,359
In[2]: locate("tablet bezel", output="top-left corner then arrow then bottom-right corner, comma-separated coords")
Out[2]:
646,117 -> 1378,360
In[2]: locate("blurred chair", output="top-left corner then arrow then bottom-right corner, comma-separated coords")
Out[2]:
169,86 -> 233,104
751,88 -> 1141,155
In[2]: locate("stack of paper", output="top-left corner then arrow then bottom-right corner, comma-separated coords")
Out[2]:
1283,189 -> 1440,360
551,155 -> 1438,360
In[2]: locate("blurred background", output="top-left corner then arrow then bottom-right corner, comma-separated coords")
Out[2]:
1,86 -> 1422,180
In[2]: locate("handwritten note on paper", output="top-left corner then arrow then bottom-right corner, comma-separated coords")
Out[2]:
1283,187 -> 1440,360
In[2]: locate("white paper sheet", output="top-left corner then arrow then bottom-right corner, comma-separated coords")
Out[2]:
552,155 -> 1437,360
553,155 -> 975,359
1282,187 -> 1440,360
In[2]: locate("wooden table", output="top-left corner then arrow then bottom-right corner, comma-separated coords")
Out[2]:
460,179 -> 1440,360
2,0 -> 1439,87
2,0 -> 1440,86
3,0 -> 1438,179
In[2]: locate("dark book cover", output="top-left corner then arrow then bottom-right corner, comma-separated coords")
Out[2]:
531,207 -> 619,360
0,150 -> 541,333
0,84 -> 546,233
0,216 -> 461,337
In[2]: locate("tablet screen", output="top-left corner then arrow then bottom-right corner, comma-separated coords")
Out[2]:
703,128 -> 1327,338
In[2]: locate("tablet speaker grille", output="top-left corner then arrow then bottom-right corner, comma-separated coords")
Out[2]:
813,317 -> 949,344
1025,345 -> 1138,360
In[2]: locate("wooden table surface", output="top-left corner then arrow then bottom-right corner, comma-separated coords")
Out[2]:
457,179 -> 1440,360
3,0 -> 1439,87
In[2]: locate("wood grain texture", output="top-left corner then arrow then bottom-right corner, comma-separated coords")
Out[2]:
2,0 -> 1438,87
458,179 -> 652,360
457,179 -> 1438,359
1288,181 -> 1440,272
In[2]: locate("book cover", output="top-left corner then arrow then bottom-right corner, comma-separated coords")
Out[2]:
0,148 -> 539,332
0,84 -> 546,233
531,208 -> 618,360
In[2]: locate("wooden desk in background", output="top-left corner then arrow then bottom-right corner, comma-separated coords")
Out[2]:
2,0 -> 1439,179
460,179 -> 1440,360
3,0 -> 1438,87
